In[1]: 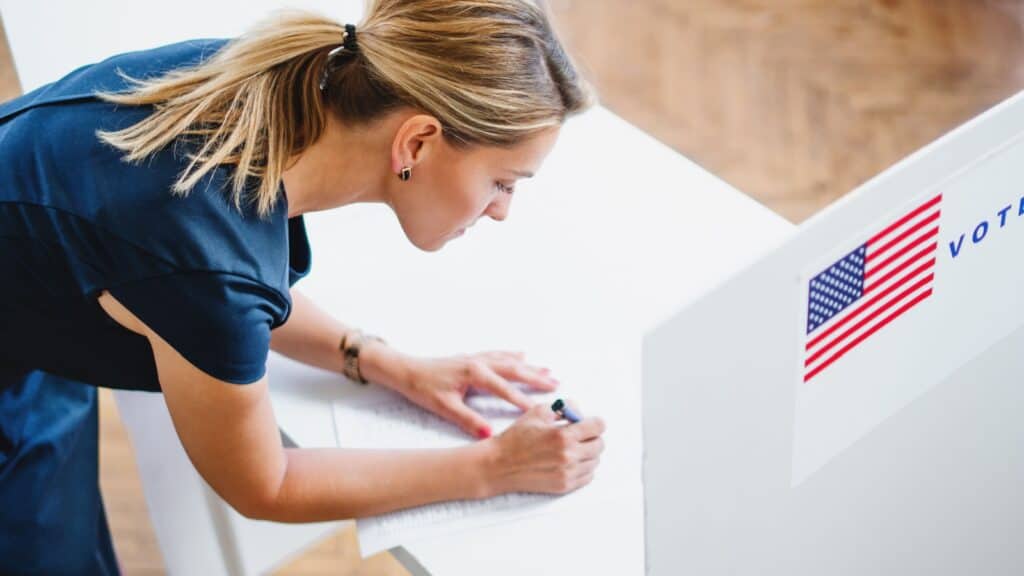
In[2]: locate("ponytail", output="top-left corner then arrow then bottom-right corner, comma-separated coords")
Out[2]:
98,2 -> 594,217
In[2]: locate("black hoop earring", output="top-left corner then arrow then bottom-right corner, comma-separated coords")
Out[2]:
399,166 -> 412,181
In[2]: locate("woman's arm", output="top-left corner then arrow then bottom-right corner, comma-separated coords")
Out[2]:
269,289 -> 561,439
98,291 -> 604,522
269,288 -> 409,390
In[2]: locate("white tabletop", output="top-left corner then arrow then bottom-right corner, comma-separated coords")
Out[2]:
2,3 -> 795,573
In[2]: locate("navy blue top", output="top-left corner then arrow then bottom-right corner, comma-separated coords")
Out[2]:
0,39 -> 312,390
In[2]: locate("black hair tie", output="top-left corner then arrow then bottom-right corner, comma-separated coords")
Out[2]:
343,23 -> 358,52
320,24 -> 359,92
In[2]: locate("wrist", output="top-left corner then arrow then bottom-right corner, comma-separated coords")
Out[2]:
460,438 -> 503,500
357,339 -> 413,391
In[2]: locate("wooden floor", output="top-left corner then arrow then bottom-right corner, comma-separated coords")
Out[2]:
4,1 -> 1024,573
549,0 -> 1024,222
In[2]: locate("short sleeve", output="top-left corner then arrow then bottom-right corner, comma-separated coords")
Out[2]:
107,272 -> 287,384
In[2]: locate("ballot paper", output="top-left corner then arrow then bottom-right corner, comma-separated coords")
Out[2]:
331,386 -> 583,556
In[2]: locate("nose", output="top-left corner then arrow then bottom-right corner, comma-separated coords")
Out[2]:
485,194 -> 511,222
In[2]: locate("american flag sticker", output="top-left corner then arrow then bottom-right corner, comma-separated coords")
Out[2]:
803,194 -> 942,382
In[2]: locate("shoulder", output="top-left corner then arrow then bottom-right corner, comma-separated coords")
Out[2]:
96,38 -> 232,84
0,37 -> 302,291
0,37 -> 238,222
1,108 -> 293,288
0,38 -> 232,121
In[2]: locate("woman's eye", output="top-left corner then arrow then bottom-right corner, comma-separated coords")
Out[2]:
494,181 -> 514,194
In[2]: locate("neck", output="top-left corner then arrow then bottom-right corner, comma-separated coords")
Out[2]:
281,112 -> 390,218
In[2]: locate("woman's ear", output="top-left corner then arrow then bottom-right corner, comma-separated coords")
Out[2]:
391,114 -> 443,174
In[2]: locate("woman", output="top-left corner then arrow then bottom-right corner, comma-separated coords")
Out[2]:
0,1 -> 606,573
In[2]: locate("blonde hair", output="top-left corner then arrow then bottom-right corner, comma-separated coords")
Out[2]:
96,0 -> 595,217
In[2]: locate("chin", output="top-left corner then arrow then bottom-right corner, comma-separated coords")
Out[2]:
397,220 -> 447,252
420,241 -> 447,253
408,234 -> 448,253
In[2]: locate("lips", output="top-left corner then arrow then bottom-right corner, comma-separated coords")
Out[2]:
451,221 -> 477,239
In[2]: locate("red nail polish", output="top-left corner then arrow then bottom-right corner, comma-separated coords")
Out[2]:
477,426 -> 492,439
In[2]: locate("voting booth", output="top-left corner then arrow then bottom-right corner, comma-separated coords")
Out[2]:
643,90 -> 1024,575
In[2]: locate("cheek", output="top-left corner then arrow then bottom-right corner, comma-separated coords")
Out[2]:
431,150 -> 493,221
401,177 -> 481,243
447,177 -> 489,222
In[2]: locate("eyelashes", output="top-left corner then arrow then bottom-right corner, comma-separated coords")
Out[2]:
495,181 -> 515,194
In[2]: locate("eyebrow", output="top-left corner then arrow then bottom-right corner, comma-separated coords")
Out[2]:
507,169 -> 535,178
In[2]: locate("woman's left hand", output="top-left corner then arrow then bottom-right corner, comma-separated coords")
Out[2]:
397,351 -> 560,439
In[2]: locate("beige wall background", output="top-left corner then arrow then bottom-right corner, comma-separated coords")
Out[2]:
2,1 -> 1023,573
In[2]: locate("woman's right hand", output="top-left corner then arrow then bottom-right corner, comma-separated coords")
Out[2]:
480,402 -> 606,495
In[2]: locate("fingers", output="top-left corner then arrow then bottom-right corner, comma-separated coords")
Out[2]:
528,401 -> 556,418
573,457 -> 601,479
574,472 -> 595,490
554,451 -> 601,494
566,416 -> 605,442
576,436 -> 605,461
440,399 -> 492,439
483,350 -> 526,361
482,352 -> 559,392
471,362 -> 534,412
491,361 -> 558,392
518,402 -> 559,425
